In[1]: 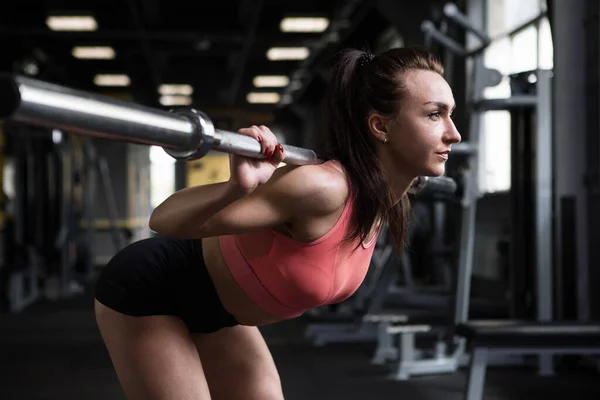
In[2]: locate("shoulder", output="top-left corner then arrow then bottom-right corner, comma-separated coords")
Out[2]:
267,160 -> 350,217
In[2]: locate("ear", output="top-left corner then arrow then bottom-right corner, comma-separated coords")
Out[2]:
367,113 -> 389,143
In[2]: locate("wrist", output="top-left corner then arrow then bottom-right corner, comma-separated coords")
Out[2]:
225,180 -> 255,197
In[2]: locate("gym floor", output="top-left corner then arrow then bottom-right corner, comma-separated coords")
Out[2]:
1,287 -> 599,400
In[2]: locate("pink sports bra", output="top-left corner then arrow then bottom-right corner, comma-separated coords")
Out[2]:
218,193 -> 379,319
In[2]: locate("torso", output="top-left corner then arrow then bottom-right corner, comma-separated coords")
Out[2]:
202,160 -> 377,326
202,235 -> 280,325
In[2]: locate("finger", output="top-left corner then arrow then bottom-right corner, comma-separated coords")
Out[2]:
237,126 -> 264,142
255,126 -> 276,156
251,125 -> 269,156
238,126 -> 266,155
269,143 -> 285,166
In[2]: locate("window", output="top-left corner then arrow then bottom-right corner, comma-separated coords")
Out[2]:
477,0 -> 552,194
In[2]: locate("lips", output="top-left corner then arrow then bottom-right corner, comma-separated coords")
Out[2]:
436,150 -> 450,160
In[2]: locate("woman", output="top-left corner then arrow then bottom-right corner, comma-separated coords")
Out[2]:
94,46 -> 461,400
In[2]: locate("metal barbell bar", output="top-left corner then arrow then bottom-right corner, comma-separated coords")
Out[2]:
0,75 -> 321,165
0,74 -> 457,195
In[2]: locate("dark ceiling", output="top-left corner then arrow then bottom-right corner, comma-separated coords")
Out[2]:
0,0 -> 445,128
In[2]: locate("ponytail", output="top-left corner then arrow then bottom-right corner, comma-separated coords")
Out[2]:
320,49 -> 405,252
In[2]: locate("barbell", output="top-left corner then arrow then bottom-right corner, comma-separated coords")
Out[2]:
0,74 -> 456,195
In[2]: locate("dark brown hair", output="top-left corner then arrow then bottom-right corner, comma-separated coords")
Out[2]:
320,46 -> 445,253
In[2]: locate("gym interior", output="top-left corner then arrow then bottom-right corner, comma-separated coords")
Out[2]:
1,0 -> 599,399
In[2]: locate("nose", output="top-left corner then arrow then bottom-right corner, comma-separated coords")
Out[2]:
444,119 -> 461,144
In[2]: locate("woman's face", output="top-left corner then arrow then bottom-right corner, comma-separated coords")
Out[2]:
373,69 -> 462,178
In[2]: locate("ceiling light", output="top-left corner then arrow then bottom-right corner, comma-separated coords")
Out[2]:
253,76 -> 290,88
280,17 -> 329,33
93,74 -> 130,86
159,95 -> 193,106
72,46 -> 115,59
266,47 -> 310,61
246,92 -> 281,104
46,16 -> 98,31
158,84 -> 194,96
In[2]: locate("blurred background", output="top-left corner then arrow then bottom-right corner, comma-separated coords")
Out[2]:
0,0 -> 599,399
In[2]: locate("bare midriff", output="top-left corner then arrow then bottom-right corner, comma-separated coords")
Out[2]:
201,236 -> 284,326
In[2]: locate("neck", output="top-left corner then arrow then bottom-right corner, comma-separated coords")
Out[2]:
377,151 -> 416,202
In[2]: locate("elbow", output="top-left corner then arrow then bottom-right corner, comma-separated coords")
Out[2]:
149,207 -> 170,236
148,214 -> 159,234
148,207 -> 197,239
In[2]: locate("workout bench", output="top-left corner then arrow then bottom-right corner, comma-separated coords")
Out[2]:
455,320 -> 600,400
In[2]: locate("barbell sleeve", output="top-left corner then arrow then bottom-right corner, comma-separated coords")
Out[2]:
0,74 -> 323,165
0,74 -> 199,150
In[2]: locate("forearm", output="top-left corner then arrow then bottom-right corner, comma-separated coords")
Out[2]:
149,181 -> 248,238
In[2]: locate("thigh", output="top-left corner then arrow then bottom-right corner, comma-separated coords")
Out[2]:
192,325 -> 284,400
95,300 -> 211,400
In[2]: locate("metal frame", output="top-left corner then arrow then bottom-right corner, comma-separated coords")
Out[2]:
81,141 -> 97,282
8,127 -> 42,313
56,134 -> 74,298
78,140 -> 127,277
534,69 -> 554,375
384,325 -> 462,381
464,346 -> 600,400
551,0 -> 590,324
457,69 -> 554,375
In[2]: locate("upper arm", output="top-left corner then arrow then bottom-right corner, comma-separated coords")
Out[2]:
198,164 -> 348,238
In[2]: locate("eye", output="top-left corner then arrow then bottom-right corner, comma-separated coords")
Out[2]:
428,111 -> 441,120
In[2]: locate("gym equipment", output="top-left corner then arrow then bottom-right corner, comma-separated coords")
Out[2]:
0,75 -> 319,164
0,74 -> 457,196
435,5 -> 556,376
455,321 -> 600,400
7,129 -> 44,312
410,175 -> 457,196
2,124 -> 121,312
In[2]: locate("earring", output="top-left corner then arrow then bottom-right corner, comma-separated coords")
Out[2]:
382,138 -> 388,144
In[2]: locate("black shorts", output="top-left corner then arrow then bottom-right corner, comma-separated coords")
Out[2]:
94,235 -> 239,333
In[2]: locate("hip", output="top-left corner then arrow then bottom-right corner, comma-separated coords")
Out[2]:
94,235 -> 239,333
